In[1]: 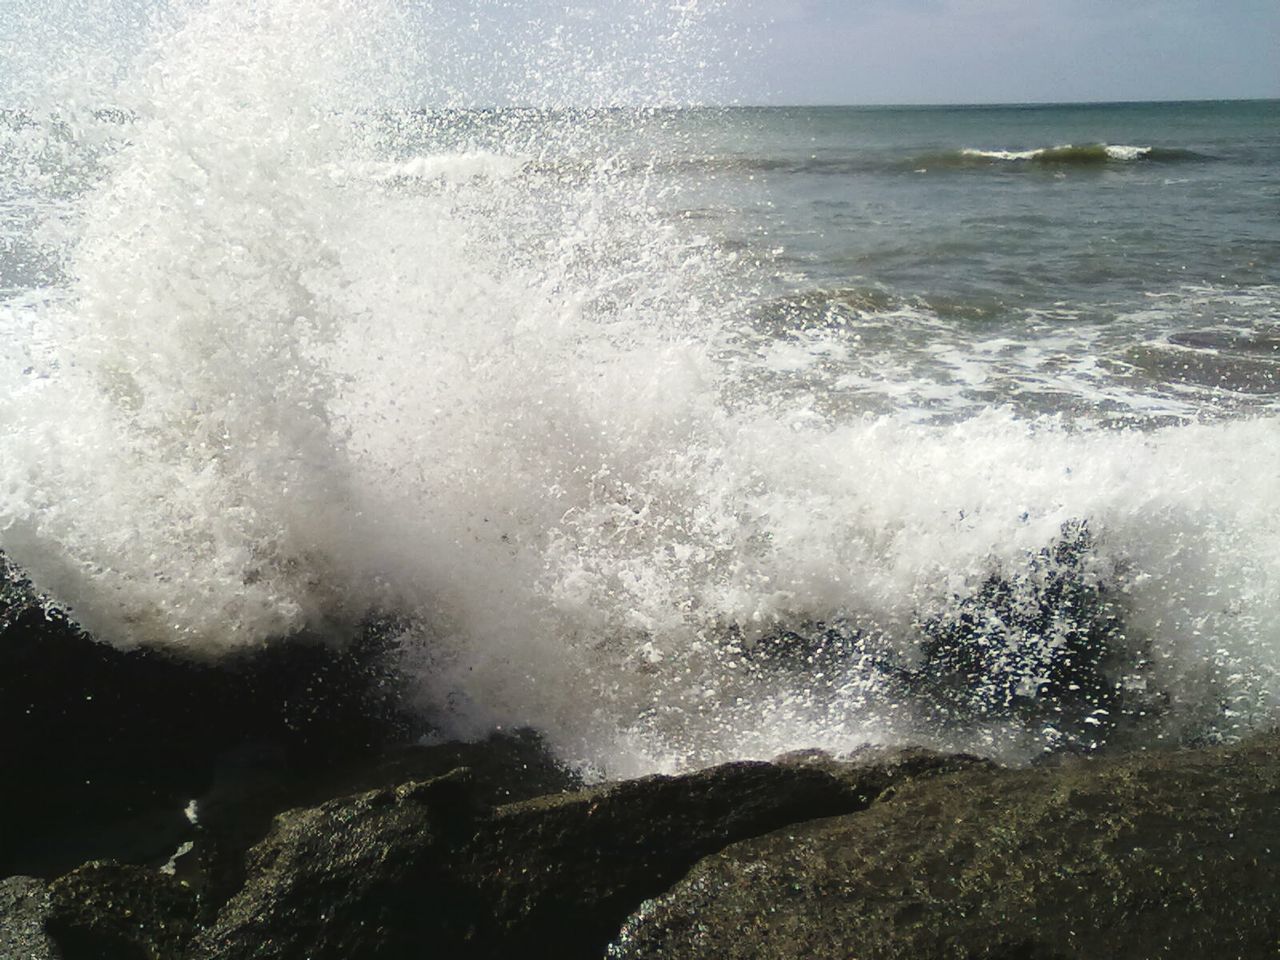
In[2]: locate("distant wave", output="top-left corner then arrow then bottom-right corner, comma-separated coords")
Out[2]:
640,143 -> 1208,179
915,143 -> 1206,169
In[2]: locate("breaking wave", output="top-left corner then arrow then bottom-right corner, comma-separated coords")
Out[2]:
1,1 -> 1278,777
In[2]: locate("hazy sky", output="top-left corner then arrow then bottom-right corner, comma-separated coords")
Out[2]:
2,0 -> 1277,106
742,0 -> 1280,104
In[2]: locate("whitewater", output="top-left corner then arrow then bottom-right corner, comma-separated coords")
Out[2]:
1,0 -> 1278,778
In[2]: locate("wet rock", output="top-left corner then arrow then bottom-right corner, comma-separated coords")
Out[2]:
447,747 -> 980,959
0,551 -> 415,879
187,772 -> 457,960
0,876 -> 59,960
611,735 -> 1280,960
914,519 -> 1137,747
732,521 -> 1158,755
189,748 -> 977,960
188,729 -> 578,914
44,863 -> 198,960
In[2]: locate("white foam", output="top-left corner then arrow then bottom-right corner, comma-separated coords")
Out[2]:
961,143 -> 1152,162
1,1 -> 1278,777
327,152 -> 529,184
1104,144 -> 1153,161
962,147 -> 1044,161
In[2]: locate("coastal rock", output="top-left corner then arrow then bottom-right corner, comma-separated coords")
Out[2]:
444,748 -> 979,959
0,552 -> 413,879
23,737 -> 1280,960
913,519 -> 1137,748
188,729 -> 577,913
0,876 -> 59,960
45,863 -> 198,960
189,749 -> 977,960
610,735 -> 1280,960
187,772 -> 460,960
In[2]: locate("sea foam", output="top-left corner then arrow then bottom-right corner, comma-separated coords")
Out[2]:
1,0 -> 1278,776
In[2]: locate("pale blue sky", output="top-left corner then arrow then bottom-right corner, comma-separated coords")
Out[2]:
2,0 -> 1277,106
743,0 -> 1280,104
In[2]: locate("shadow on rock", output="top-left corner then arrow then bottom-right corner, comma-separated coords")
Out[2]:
0,551 -> 414,879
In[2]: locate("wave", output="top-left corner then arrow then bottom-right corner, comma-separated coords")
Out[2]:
628,143 -> 1208,180
915,143 -> 1206,169
1,0 -> 1277,777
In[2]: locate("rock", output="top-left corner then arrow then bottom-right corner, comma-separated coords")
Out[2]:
7,733 -> 574,960
25,736 -> 1280,959
729,521 -> 1158,754
44,863 -> 198,960
0,551 -> 415,879
187,770 -> 462,960
189,748 -> 977,960
610,735 -> 1280,960
913,518 -> 1138,748
0,876 -> 59,960
188,729 -> 578,914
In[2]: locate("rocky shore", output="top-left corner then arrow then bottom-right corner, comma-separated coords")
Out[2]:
5,557 -> 1280,959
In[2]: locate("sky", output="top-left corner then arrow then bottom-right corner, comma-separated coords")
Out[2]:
1,0 -> 1277,106
738,0 -> 1280,104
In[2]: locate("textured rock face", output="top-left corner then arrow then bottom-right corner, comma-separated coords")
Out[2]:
0,876 -> 59,960
611,736 -> 1280,960
189,750 -> 978,960
0,552 -> 421,881
188,729 -> 578,914
9,536 -> 1280,960
14,736 -> 1280,960
46,863 -> 199,960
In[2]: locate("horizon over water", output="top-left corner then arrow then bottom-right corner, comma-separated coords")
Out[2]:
1,1 -> 1278,778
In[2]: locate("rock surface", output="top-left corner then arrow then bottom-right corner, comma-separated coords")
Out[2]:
45,863 -> 199,960
187,729 -> 578,914
0,876 -> 58,960
611,735 -> 1280,960
11,735 -> 1280,960
0,552 -> 414,879
8,551 -> 1280,960
190,749 -> 977,960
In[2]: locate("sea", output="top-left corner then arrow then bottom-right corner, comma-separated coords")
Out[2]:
1,1 -> 1277,778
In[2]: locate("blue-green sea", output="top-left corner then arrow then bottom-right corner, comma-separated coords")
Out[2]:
660,100 -> 1280,423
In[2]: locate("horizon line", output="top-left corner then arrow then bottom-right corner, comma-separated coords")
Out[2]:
404,96 -> 1279,111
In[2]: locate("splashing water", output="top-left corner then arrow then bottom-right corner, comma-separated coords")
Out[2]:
2,0 -> 1278,776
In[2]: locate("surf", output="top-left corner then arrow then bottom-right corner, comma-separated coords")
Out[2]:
1,1 -> 1278,778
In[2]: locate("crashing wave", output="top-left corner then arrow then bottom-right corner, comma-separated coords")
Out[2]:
326,152 -> 529,184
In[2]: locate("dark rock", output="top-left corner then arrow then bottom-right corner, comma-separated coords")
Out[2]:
188,729 -> 578,914
0,876 -> 59,960
0,551 -> 415,878
189,748 -> 977,960
610,734 -> 1280,960
913,519 -> 1141,748
728,521 -> 1158,755
44,863 -> 198,960
448,747 -> 980,959
3,733 -> 574,960
187,771 -> 460,960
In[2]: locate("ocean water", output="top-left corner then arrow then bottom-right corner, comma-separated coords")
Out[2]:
1,1 -> 1278,777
